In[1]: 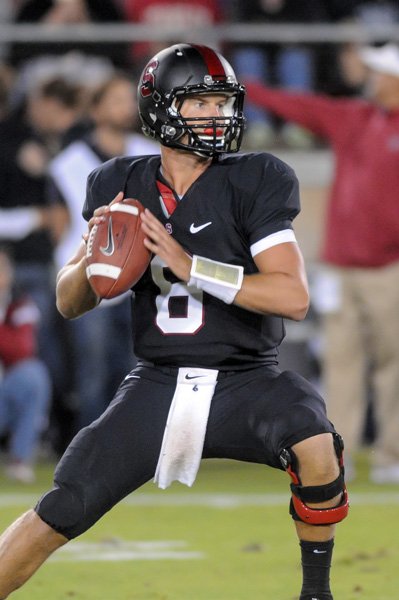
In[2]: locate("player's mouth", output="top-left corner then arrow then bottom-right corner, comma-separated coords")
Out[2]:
200,127 -> 225,139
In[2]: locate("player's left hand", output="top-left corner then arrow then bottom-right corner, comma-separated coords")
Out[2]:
141,209 -> 192,282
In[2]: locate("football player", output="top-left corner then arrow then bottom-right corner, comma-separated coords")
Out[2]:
0,44 -> 349,600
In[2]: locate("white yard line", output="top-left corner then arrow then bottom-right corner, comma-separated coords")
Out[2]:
48,540 -> 205,562
0,492 -> 398,508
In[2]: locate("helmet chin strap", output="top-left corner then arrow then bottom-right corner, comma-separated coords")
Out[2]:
193,149 -> 213,158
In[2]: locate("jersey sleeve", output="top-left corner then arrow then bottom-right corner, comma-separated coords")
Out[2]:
83,157 -> 119,221
237,154 -> 300,257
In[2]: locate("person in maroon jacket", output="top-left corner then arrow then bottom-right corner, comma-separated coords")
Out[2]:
246,42 -> 399,484
0,245 -> 51,483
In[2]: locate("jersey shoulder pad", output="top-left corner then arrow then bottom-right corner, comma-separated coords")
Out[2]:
219,152 -> 298,194
83,155 -> 157,221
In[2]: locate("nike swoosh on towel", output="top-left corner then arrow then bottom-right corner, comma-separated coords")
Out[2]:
189,222 -> 212,234
100,216 -> 115,256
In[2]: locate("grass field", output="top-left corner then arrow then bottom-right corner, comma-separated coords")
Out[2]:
0,450 -> 398,600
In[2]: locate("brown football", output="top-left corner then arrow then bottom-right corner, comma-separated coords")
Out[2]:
85,198 -> 151,299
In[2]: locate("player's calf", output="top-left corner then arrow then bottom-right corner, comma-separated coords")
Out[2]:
0,509 -> 68,598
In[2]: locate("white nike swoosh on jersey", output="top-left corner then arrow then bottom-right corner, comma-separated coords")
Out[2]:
190,222 -> 212,234
313,550 -> 327,554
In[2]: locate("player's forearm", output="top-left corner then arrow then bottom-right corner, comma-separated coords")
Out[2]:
56,258 -> 100,319
234,272 -> 310,321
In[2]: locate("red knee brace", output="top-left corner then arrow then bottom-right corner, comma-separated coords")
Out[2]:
280,433 -> 350,526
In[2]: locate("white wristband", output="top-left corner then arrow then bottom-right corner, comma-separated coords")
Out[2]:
188,255 -> 244,304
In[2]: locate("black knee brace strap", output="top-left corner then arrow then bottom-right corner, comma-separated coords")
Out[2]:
280,433 -> 350,526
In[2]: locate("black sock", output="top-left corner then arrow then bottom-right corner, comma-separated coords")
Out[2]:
299,538 -> 335,600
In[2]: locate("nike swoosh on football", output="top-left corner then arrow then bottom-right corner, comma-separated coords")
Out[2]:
100,216 -> 115,256
189,222 -> 212,234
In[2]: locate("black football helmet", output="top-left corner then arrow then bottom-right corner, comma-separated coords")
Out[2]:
138,43 -> 246,156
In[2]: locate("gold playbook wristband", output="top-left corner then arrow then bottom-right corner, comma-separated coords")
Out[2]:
188,255 -> 244,304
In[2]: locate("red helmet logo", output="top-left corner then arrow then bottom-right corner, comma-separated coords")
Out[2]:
140,60 -> 158,98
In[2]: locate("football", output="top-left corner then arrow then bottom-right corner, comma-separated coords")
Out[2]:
85,198 -> 151,299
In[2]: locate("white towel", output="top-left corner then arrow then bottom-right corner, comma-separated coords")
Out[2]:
154,367 -> 219,489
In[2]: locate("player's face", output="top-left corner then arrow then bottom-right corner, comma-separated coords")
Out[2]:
179,93 -> 233,142
28,96 -> 79,135
367,70 -> 399,109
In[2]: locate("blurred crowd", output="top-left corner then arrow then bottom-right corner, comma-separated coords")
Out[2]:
1,1 -> 397,144
1,0 -> 398,482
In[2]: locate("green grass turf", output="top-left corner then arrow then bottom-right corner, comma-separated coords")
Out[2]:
0,450 -> 398,599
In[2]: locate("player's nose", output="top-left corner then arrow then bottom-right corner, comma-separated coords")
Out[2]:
203,103 -> 223,118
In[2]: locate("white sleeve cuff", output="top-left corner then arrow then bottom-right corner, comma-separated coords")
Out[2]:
250,229 -> 297,257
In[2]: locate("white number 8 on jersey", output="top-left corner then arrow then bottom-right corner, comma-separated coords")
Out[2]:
150,256 -> 204,334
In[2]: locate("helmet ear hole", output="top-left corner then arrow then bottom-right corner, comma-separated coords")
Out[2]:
138,43 -> 246,156
161,124 -> 176,138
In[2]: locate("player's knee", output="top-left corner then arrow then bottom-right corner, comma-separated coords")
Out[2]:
292,432 -> 340,484
280,433 -> 350,526
34,485 -> 86,540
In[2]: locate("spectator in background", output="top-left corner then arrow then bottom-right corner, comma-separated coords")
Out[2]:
7,0 -> 129,70
0,244 -> 51,483
47,73 -> 159,432
245,43 -> 399,483
0,77 -> 81,398
328,1 -> 399,93
11,51 -> 117,125
122,0 -> 222,76
229,0 -> 331,149
328,0 -> 399,23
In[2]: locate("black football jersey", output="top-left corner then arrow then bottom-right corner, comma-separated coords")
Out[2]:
83,152 -> 300,369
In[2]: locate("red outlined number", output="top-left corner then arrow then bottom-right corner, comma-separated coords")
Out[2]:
150,256 -> 204,335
